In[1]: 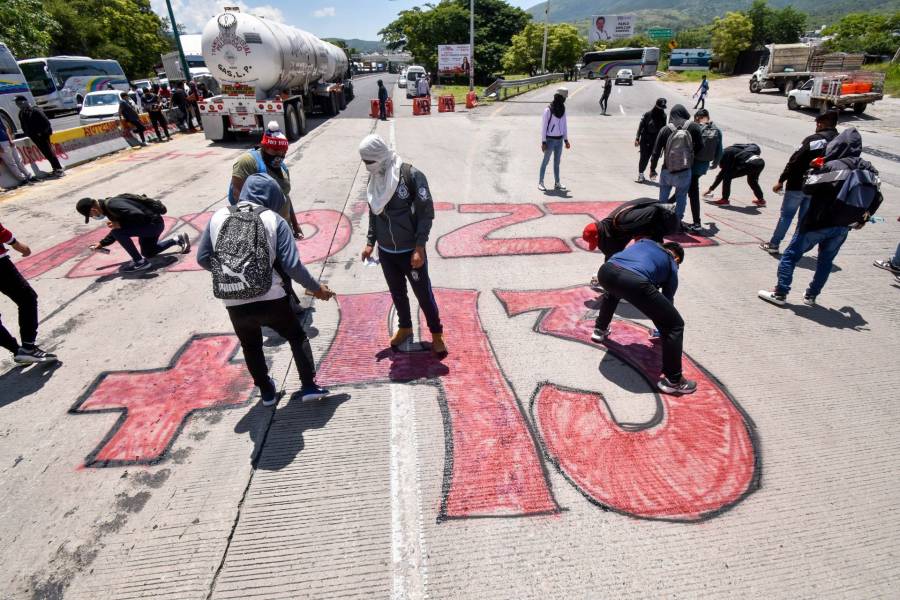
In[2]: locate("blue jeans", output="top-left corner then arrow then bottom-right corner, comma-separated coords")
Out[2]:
110,220 -> 177,262
659,168 -> 691,220
540,138 -> 564,185
769,190 -> 810,247
776,226 -> 849,297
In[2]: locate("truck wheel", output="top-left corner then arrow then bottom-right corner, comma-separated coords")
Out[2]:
338,89 -> 347,110
787,96 -> 798,110
325,92 -> 338,116
749,79 -> 761,93
345,82 -> 354,101
297,101 -> 307,137
853,102 -> 866,115
285,105 -> 301,141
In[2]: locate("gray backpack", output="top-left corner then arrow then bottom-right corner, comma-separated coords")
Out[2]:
664,123 -> 694,172
210,205 -> 273,300
695,122 -> 721,163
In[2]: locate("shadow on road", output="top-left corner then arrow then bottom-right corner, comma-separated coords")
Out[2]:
765,252 -> 842,273
787,304 -> 867,330
0,361 -> 63,409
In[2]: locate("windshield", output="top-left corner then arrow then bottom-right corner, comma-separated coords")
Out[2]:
20,62 -> 55,96
408,71 -> 421,82
84,93 -> 120,107
620,70 -> 632,75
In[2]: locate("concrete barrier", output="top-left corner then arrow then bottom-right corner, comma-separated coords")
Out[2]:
1,109 -> 184,190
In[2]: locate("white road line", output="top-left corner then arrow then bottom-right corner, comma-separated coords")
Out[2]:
388,121 -> 429,600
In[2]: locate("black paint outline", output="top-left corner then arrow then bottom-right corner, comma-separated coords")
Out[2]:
69,333 -> 253,469
493,285 -> 762,523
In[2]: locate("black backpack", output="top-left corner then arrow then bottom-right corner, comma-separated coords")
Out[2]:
210,205 -> 273,300
803,157 -> 881,228
113,193 -> 167,216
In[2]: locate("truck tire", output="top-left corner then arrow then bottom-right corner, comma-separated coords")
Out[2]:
345,82 -> 354,101
749,79 -> 761,93
787,96 -> 798,111
338,89 -> 347,110
285,104 -> 301,141
297,100 -> 307,137
325,92 -> 338,116
853,102 -> 866,115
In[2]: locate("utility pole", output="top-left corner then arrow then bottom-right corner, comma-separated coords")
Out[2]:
165,0 -> 191,83
469,0 -> 475,91
541,0 -> 550,74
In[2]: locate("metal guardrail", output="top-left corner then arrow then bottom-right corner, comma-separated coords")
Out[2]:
484,73 -> 565,100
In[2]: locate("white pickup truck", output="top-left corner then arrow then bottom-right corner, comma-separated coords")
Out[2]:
787,72 -> 884,115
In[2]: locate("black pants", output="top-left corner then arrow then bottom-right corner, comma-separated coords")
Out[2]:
30,135 -> 62,171
594,262 -> 685,381
694,95 -> 706,109
688,171 -> 702,225
379,99 -> 387,120
127,118 -> 146,144
600,93 -> 610,113
189,102 -> 203,129
174,104 -> 195,130
0,257 -> 38,353
379,249 -> 442,334
710,162 -> 765,201
109,219 -> 177,262
148,111 -> 171,139
638,143 -> 653,174
227,296 -> 317,394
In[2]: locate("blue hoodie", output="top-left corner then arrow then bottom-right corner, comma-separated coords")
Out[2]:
197,173 -> 321,298
609,239 -> 679,301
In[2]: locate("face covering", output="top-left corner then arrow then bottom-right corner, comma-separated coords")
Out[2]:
263,153 -> 284,169
91,214 -> 106,221
358,134 -> 402,215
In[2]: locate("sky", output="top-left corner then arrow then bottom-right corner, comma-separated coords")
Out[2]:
150,0 -> 538,40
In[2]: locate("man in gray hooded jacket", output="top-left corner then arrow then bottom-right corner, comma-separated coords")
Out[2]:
650,104 -> 703,223
197,173 -> 335,406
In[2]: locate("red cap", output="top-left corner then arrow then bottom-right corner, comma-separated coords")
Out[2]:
582,222 -> 599,251
261,131 -> 289,152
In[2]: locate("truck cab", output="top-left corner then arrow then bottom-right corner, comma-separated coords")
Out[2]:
787,79 -> 814,109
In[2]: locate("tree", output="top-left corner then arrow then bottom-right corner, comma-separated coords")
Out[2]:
0,0 -> 59,57
502,23 -> 585,75
746,0 -> 774,48
380,0 -> 531,81
768,6 -> 806,44
676,26 -> 713,50
824,12 -> 900,56
712,12 -> 753,72
43,0 -> 170,78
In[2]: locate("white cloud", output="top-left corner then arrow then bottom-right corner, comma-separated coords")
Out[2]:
150,0 -> 284,33
312,7 -> 336,18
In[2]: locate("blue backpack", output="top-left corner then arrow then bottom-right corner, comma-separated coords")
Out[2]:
227,149 -> 289,205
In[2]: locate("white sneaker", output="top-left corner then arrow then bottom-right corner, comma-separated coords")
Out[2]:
758,289 -> 786,306
636,173 -> 646,183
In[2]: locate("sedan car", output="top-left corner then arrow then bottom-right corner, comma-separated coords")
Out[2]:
615,69 -> 634,86
79,91 -> 124,123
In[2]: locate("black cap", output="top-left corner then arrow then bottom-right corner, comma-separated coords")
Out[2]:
76,198 -> 95,223
815,109 -> 839,127
14,95 -> 28,104
663,241 -> 685,264
655,98 -> 667,109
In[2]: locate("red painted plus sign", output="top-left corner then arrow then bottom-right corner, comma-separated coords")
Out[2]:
70,335 -> 254,468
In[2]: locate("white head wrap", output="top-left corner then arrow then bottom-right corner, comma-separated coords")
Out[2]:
359,134 -> 402,215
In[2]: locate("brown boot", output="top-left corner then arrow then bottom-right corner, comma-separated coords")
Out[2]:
431,333 -> 448,358
390,327 -> 414,350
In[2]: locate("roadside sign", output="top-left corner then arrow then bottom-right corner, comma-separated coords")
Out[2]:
648,27 -> 674,40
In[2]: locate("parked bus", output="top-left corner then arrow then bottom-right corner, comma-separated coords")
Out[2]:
0,42 -> 35,135
17,57 -> 129,114
669,49 -> 712,71
580,47 -> 660,79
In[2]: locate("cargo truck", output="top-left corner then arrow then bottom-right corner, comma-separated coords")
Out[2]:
198,8 -> 353,142
787,71 -> 885,115
749,44 -> 864,94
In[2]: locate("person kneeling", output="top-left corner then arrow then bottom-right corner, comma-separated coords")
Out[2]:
197,173 -> 335,407
591,239 -> 695,395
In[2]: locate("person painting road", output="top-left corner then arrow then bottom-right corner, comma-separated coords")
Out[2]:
197,173 -> 335,407
76,194 -> 190,272
759,128 -> 882,306
651,104 -> 703,224
359,134 -> 447,358
230,123 -> 303,238
582,197 -> 680,262
759,110 -> 839,254
0,222 -> 58,364
704,143 -> 767,207
540,88 -> 571,192
635,98 -> 667,183
591,239 -> 695,395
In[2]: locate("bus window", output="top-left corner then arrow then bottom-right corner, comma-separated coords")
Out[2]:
0,47 -> 21,75
19,62 -> 56,95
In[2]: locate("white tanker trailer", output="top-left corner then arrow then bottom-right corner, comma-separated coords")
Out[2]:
198,8 -> 353,141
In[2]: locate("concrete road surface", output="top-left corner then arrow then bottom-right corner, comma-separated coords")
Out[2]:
1,73 -> 899,599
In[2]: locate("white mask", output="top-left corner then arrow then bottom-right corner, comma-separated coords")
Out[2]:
91,215 -> 106,221
365,161 -> 382,174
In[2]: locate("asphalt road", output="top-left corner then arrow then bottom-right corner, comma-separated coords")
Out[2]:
1,75 -> 899,599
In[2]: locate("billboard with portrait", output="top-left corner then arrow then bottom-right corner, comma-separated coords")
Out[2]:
589,15 -> 635,43
438,44 -> 472,76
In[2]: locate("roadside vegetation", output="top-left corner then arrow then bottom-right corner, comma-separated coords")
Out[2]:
864,63 -> 900,97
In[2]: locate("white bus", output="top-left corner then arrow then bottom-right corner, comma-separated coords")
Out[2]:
580,47 -> 660,79
0,42 -> 35,135
18,56 -> 129,114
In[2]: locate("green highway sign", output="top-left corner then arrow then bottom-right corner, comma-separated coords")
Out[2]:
648,28 -> 674,40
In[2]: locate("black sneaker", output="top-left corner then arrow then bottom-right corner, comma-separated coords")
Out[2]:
14,345 -> 58,365
590,328 -> 610,344
685,222 -> 702,233
122,258 -> 152,272
657,376 -> 697,395
802,294 -> 817,306
873,259 -> 900,275
759,242 -> 780,254
300,383 -> 330,401
177,232 -> 191,254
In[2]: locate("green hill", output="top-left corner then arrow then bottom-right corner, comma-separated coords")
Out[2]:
526,0 -> 900,29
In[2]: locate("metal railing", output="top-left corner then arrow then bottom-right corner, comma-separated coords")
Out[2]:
484,72 -> 565,100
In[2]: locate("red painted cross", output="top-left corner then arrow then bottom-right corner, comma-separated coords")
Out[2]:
70,335 -> 254,468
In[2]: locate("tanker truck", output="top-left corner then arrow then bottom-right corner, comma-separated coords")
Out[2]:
198,8 -> 353,142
